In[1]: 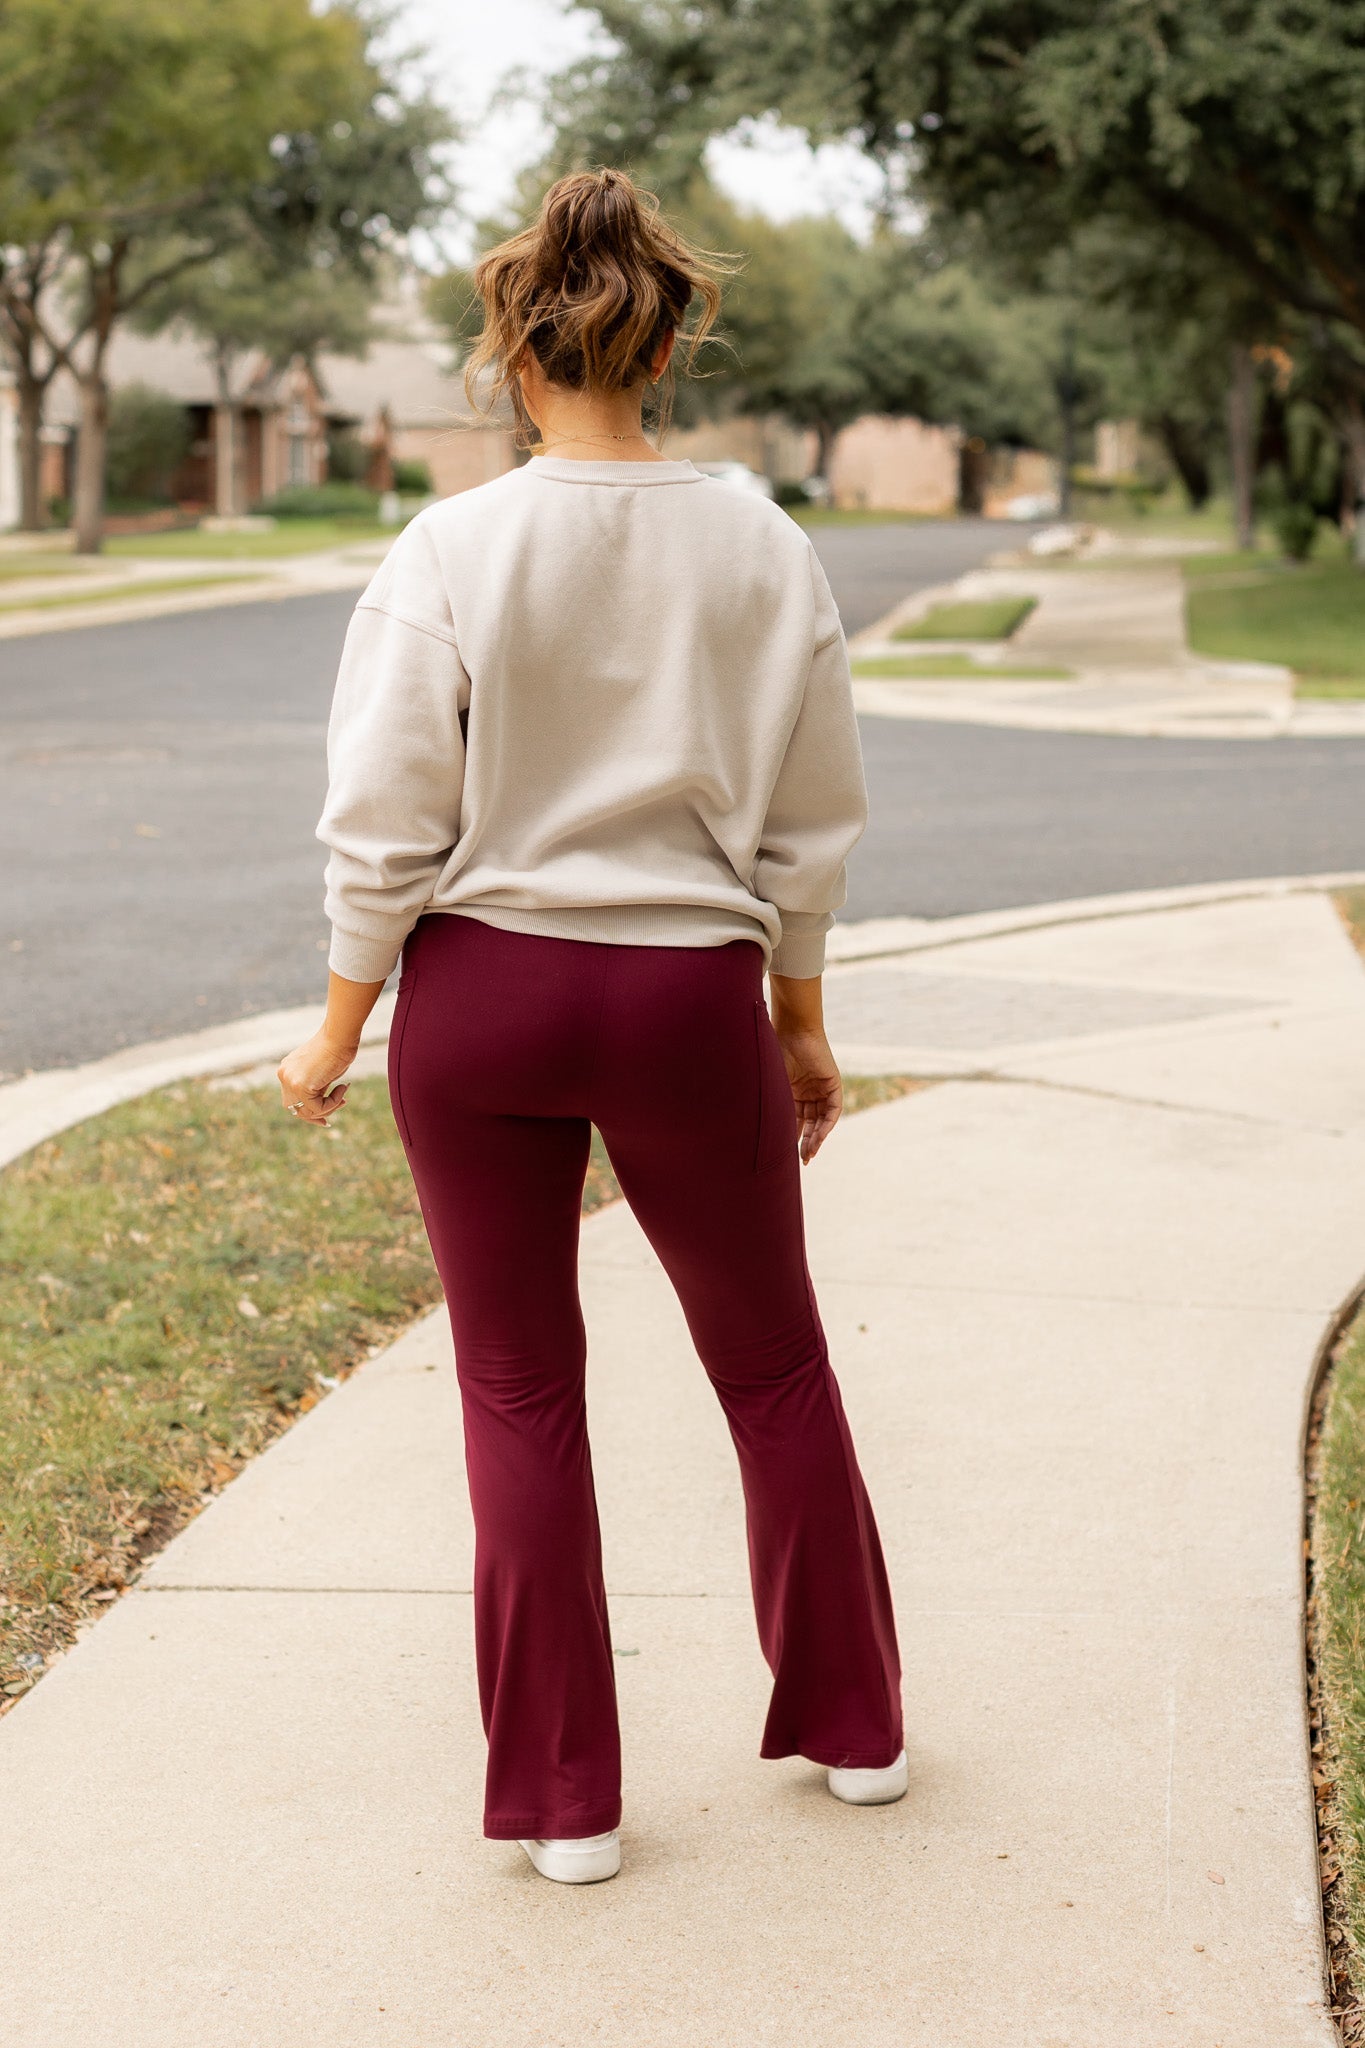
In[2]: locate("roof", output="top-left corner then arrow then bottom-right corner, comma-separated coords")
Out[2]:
39,308 -> 501,431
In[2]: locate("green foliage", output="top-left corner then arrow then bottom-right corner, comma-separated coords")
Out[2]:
553,3 -> 1365,528
1272,500 -> 1321,562
255,481 -> 378,520
103,384 -> 191,503
593,1 -> 1365,345
392,457 -> 433,494
0,0 -> 452,547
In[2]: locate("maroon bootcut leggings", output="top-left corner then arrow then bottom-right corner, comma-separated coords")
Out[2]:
389,912 -> 903,1840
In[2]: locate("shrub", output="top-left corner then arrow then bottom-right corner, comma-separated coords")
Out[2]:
392,457 -> 433,495
105,385 -> 191,503
254,482 -> 380,520
326,431 -> 369,483
1273,499 -> 1320,561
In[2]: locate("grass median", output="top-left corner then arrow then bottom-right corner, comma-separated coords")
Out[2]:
0,572 -> 265,615
107,518 -> 396,560
0,1067 -> 924,1706
852,653 -> 1071,681
892,595 -> 1036,641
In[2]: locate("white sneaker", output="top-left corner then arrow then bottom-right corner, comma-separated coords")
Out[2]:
826,1750 -> 909,1805
517,1830 -> 621,1883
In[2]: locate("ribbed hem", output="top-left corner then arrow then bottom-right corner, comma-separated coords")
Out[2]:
524,456 -> 703,487
327,926 -> 404,984
769,928 -> 827,978
443,898 -> 773,960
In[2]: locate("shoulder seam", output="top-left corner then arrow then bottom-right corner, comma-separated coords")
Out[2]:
355,599 -> 461,650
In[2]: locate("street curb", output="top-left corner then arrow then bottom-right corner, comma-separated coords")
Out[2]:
0,997 -> 395,1173
5,872 -> 1364,1170
0,557 -> 380,640
823,870 -> 1365,964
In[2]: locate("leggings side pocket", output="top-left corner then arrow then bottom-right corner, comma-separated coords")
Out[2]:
388,968 -> 419,1149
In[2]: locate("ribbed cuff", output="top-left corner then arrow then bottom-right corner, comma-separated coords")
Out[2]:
768,927 -> 827,978
327,926 -> 404,984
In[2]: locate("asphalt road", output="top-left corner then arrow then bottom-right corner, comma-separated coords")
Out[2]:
4,521 -> 1365,1076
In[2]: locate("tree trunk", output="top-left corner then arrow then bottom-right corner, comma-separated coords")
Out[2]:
73,370 -> 109,555
1055,320 -> 1078,520
15,369 -> 47,529
957,437 -> 988,516
212,345 -> 239,518
214,403 -> 237,517
1341,397 -> 1365,570
1156,414 -> 1211,510
1228,343 -> 1256,552
812,418 -> 836,479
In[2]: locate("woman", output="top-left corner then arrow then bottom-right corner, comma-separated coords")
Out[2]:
278,167 -> 904,1885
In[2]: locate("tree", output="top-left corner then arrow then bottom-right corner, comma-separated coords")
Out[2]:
0,0 -> 449,549
548,2 -> 1365,545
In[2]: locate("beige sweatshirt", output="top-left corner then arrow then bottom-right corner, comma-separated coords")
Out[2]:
318,455 -> 868,984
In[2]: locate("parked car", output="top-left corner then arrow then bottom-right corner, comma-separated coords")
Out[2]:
694,460 -> 775,500
1003,491 -> 1061,521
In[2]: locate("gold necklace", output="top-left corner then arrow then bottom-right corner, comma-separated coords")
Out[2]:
535,431 -> 655,454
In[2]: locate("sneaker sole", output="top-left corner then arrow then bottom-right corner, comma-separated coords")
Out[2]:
518,1837 -> 621,1883
827,1752 -> 909,1805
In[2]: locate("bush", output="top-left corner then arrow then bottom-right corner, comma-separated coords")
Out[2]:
105,384 -> 191,503
1273,499 -> 1320,561
392,457 -> 433,495
254,482 -> 380,521
326,431 -> 369,484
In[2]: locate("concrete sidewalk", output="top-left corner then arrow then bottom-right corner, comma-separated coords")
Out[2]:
852,562 -> 1365,738
4,889 -> 1365,2042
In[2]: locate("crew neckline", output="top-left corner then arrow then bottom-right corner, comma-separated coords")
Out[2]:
524,456 -> 704,487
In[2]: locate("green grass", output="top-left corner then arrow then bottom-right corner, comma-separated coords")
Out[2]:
1184,544 -> 1365,694
0,1068 -> 924,1703
893,596 -> 1037,642
852,653 -> 1072,681
106,519 -> 396,560
1082,491 -> 1238,545
1309,897 -> 1365,2017
0,553 -> 88,582
0,572 -> 266,615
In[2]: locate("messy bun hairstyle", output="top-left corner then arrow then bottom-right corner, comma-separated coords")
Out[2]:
464,167 -> 731,446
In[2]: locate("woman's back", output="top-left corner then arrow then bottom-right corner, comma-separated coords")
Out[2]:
318,454 -> 863,985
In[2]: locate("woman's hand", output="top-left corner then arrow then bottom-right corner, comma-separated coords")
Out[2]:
768,971 -> 841,1164
277,1029 -> 353,1126
278,969 -> 389,1127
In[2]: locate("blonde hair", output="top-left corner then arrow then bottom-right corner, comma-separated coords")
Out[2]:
464,167 -> 731,444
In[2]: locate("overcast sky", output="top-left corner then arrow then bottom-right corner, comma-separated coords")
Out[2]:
380,0 -> 885,256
